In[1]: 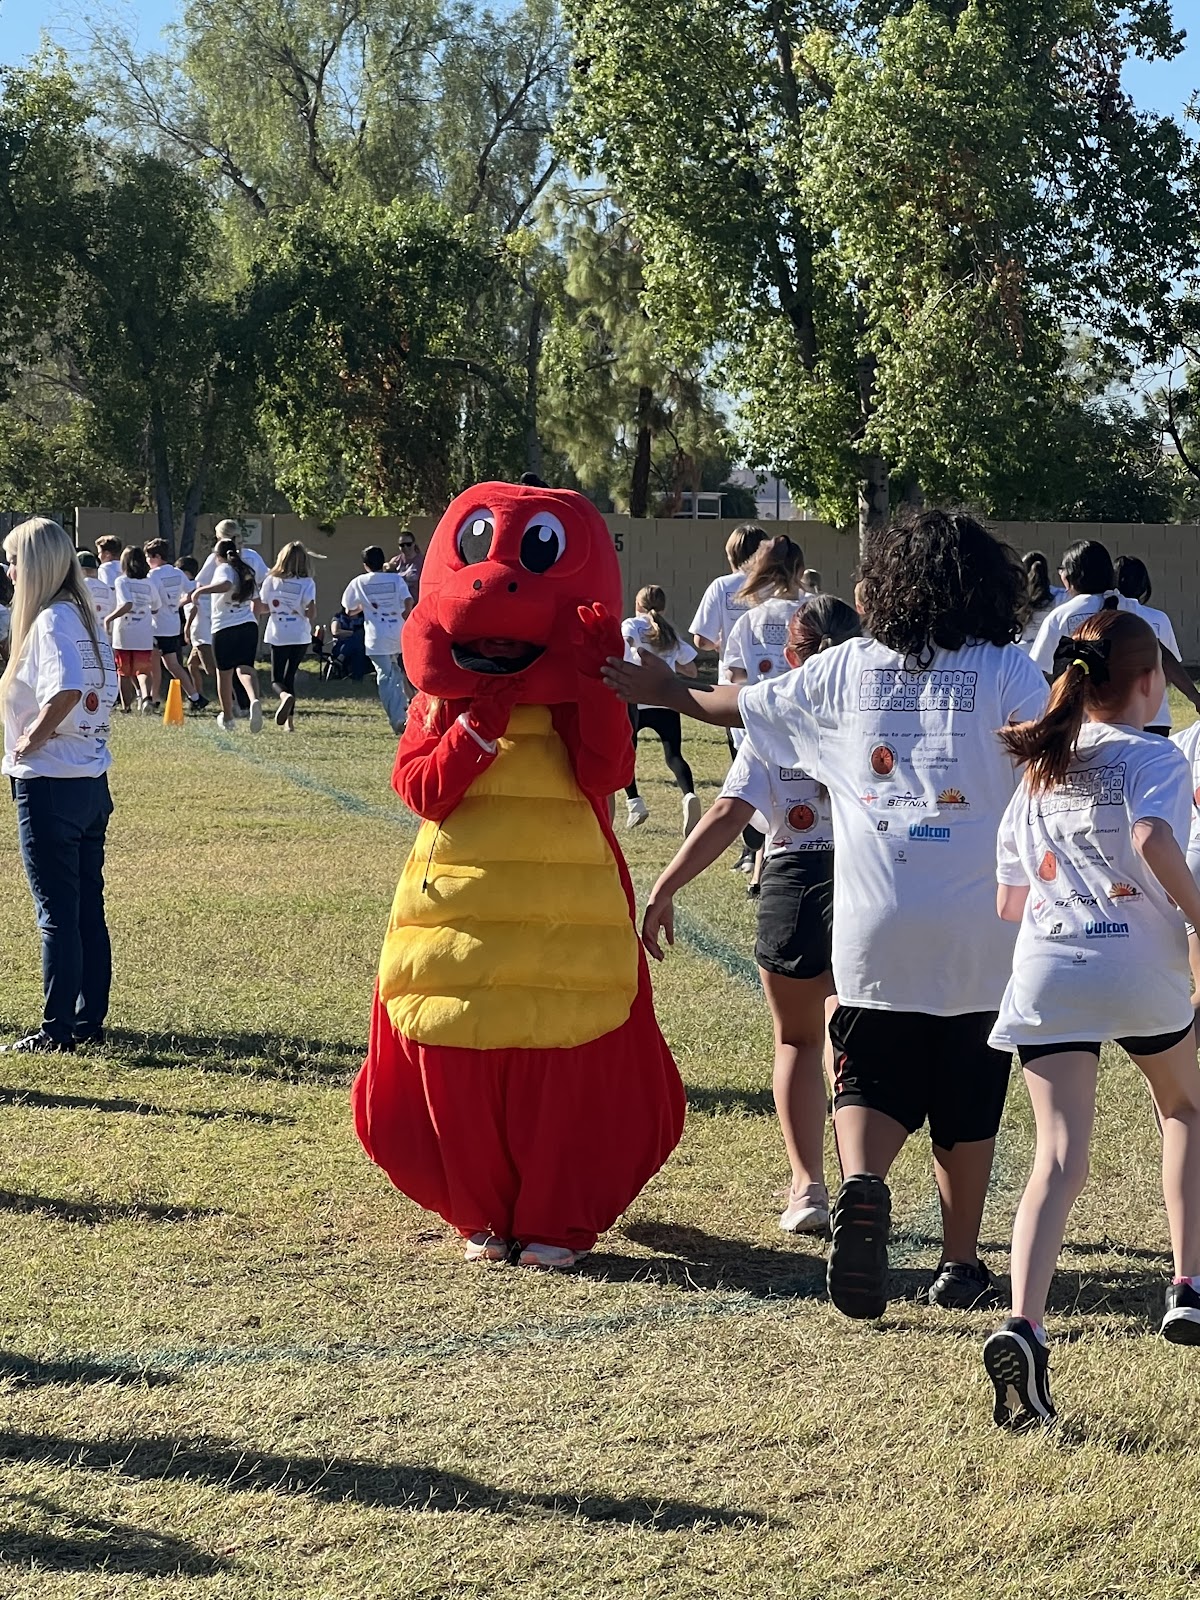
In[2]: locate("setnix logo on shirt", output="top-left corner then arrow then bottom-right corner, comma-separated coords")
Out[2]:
1085,920 -> 1129,938
886,791 -> 926,810
909,822 -> 950,841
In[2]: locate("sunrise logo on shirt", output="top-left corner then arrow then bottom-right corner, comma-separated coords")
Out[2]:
1107,882 -> 1141,900
937,788 -> 969,808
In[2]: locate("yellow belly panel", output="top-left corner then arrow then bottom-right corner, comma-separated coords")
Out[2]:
380,704 -> 638,1050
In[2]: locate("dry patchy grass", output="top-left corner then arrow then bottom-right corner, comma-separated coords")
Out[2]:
0,670 -> 1198,1597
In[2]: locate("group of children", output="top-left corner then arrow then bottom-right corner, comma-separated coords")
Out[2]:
603,514 -> 1200,1431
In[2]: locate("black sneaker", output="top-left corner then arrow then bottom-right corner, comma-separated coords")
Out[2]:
928,1259 -> 1001,1311
0,1030 -> 75,1055
1161,1282 -> 1200,1345
827,1173 -> 891,1319
983,1317 -> 1055,1429
731,847 -> 754,873
72,1026 -> 106,1047
746,882 -> 761,899
189,694 -> 209,713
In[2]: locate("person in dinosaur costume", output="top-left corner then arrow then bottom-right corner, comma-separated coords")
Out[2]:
352,480 -> 686,1269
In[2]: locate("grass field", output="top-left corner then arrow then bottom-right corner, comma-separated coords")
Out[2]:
2,667 -> 1200,1597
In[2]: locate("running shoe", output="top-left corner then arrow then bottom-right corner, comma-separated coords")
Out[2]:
216,712 -> 232,733
463,1233 -> 509,1264
747,881 -> 761,898
1161,1281 -> 1200,1344
928,1259 -> 1001,1311
275,693 -> 296,728
518,1243 -> 585,1270
248,700 -> 264,733
779,1186 -> 830,1235
626,797 -> 649,829
683,793 -> 702,837
983,1317 -> 1055,1428
827,1173 -> 890,1319
731,846 -> 754,872
0,1030 -> 74,1055
188,694 -> 209,713
139,697 -> 154,715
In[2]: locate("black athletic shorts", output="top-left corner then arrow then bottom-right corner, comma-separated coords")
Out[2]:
213,620 -> 259,672
154,634 -> 184,657
829,1005 -> 1011,1150
755,851 -> 834,979
1017,1019 -> 1194,1068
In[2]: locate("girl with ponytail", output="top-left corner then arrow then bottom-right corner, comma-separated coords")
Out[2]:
984,608 -> 1200,1429
726,535 -> 808,686
622,584 -> 701,836
640,594 -> 863,1237
191,539 -> 264,733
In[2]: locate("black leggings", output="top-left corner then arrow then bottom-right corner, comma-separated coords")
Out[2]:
626,706 -> 695,797
271,643 -> 307,696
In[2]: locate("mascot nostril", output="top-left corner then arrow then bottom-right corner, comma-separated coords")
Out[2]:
351,478 -> 685,1266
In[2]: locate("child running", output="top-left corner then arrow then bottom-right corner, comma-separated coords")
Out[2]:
983,610 -> 1200,1428
106,545 -> 157,713
145,539 -> 206,713
191,539 -> 264,732
622,585 -> 701,836
604,509 -> 1049,1318
723,535 -> 809,688
641,596 -> 861,1235
260,541 -> 317,731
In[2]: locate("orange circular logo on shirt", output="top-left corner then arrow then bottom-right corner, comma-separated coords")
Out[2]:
84,691 -> 99,713
787,803 -> 817,833
758,658 -> 773,675
870,744 -> 896,776
1038,851 -> 1057,882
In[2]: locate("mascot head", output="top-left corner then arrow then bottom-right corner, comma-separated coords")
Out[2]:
402,481 -> 622,703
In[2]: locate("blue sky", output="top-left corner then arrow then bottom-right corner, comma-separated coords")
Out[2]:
2,0 -> 1198,116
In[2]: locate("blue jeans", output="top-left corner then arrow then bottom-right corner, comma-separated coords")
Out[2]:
369,653 -> 410,735
14,774 -> 113,1043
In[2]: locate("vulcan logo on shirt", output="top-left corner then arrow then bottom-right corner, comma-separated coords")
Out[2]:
909,823 -> 950,841
1085,921 -> 1129,938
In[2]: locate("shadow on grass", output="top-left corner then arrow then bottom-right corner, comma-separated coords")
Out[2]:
601,1220 -> 825,1298
0,1433 -> 766,1530
102,1029 -> 363,1084
685,1083 -> 776,1118
0,1493 -> 227,1575
0,1086 -> 292,1126
0,1191 -> 222,1226
0,1353 -> 176,1389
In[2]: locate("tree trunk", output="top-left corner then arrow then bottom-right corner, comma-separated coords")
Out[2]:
858,453 -> 889,553
149,401 -> 174,554
179,397 -> 219,559
523,293 -> 545,480
629,386 -> 654,517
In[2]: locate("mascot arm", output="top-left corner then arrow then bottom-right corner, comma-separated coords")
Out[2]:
555,677 -> 636,797
393,693 -> 500,822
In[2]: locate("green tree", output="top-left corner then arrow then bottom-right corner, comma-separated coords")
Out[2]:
562,0 -> 1200,540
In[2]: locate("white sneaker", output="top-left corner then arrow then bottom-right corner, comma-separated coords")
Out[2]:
779,1186 -> 831,1235
518,1242 -> 585,1270
248,700 -> 263,734
683,793 -> 702,837
626,796 -> 649,829
463,1232 -> 509,1263
216,712 -> 232,733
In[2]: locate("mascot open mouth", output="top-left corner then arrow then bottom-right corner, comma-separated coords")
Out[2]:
450,638 -> 546,676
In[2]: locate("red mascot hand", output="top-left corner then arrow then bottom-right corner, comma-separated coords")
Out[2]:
466,678 -> 519,745
576,602 -> 624,679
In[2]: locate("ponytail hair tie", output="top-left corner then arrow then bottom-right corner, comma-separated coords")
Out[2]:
1052,634 -> 1111,686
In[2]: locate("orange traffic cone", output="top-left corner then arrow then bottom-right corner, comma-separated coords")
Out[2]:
162,679 -> 185,727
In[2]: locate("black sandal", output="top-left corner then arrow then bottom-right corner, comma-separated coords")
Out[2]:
827,1173 -> 891,1319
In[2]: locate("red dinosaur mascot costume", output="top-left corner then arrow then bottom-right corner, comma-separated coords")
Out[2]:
352,481 -> 685,1268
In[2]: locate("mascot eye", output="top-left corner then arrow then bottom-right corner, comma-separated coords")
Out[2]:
520,514 -> 566,574
456,511 -> 495,565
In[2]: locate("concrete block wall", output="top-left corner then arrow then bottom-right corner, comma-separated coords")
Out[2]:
74,508 -> 1200,660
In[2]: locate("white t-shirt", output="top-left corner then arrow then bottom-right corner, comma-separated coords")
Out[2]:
97,558 -> 122,587
738,636 -> 1049,1015
149,565 -> 185,637
342,571 -> 410,655
621,615 -> 696,710
1017,600 -> 1058,654
1171,721 -> 1200,886
242,547 -> 269,584
688,572 -> 753,684
991,723 -> 1193,1047
211,562 -> 256,631
724,596 -> 808,684
2,602 -> 118,779
721,740 -> 833,856
111,575 -> 156,651
83,577 -> 115,630
1029,593 -> 1178,728
261,574 -> 316,645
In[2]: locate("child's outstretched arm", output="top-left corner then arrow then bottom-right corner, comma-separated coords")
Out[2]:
641,797 -> 754,959
1134,818 -> 1200,928
602,650 -> 744,727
